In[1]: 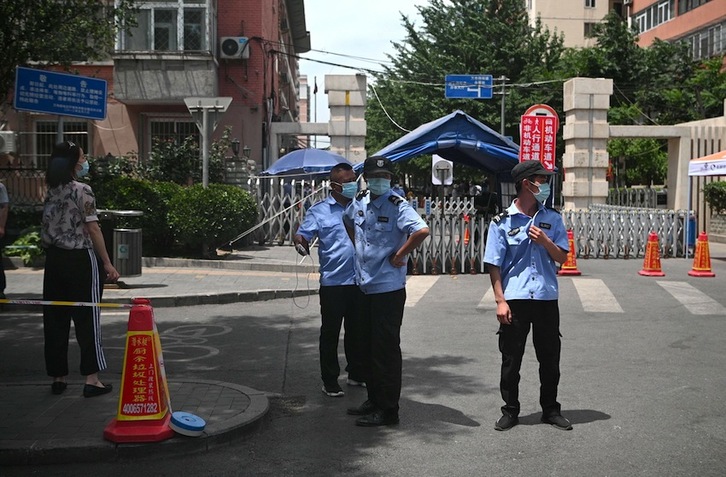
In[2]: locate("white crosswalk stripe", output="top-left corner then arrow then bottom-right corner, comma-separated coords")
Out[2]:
407,274 -> 725,317
571,278 -> 624,313
405,276 -> 440,307
656,281 -> 726,315
476,287 -> 496,311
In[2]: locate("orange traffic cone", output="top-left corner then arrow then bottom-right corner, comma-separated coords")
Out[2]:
558,229 -> 582,276
688,231 -> 716,277
104,298 -> 175,443
638,231 -> 665,277
463,214 -> 470,246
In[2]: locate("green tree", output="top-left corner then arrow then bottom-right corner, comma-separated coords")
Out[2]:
366,0 -> 566,181
140,127 -> 230,185
0,0 -> 138,114
608,138 -> 667,186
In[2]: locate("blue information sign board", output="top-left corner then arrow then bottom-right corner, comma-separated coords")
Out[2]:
445,74 -> 493,99
14,67 -> 107,120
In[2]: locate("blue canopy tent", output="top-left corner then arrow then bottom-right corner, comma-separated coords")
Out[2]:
260,148 -> 351,178
356,110 -> 522,211
355,110 -> 520,179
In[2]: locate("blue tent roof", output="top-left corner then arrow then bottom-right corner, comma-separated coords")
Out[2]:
358,110 -> 520,177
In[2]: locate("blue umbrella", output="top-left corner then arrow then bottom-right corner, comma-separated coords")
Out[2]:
260,149 -> 351,177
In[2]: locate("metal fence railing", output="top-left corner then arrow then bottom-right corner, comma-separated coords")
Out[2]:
0,167 -> 46,206
607,187 -> 666,209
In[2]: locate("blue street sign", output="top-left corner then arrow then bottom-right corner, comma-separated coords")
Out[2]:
445,74 -> 493,99
14,67 -> 107,120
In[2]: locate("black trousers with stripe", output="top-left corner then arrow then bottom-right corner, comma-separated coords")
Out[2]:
43,246 -> 107,377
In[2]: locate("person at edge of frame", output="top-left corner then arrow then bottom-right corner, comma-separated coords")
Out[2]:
294,162 -> 366,398
483,159 -> 572,432
41,141 -> 120,398
343,156 -> 430,427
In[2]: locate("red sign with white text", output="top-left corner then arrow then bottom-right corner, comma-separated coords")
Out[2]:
519,115 -> 557,170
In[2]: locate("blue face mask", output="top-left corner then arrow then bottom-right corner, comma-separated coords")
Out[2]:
77,161 -> 89,178
367,178 -> 391,196
533,182 -> 550,203
340,181 -> 358,199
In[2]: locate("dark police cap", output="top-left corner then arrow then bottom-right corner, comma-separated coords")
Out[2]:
363,156 -> 393,174
511,160 -> 554,183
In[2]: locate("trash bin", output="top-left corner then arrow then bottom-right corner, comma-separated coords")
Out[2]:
98,210 -> 143,277
114,228 -> 142,277
687,214 -> 697,249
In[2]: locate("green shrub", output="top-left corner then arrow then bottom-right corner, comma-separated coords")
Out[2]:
92,177 -> 182,255
167,184 -> 257,257
703,181 -> 726,214
7,207 -> 43,238
4,227 -> 44,266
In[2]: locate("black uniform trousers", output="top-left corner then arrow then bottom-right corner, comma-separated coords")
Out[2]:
319,285 -> 363,385
358,288 -> 406,414
43,246 -> 106,377
498,299 -> 562,418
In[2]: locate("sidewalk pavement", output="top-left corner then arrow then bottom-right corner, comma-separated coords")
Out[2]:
2,241 -> 725,467
0,244 -> 317,466
2,244 -> 320,308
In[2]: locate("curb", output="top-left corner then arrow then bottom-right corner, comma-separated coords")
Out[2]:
0,380 -> 270,466
1,288 -> 320,312
143,257 -> 318,274
102,288 -> 320,308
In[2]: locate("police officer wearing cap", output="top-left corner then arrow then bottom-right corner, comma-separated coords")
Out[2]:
294,162 -> 366,398
483,160 -> 572,432
343,156 -> 429,427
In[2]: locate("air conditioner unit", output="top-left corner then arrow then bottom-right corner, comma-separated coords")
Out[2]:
220,37 -> 250,59
0,131 -> 16,154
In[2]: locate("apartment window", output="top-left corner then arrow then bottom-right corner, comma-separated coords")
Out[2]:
633,0 -> 674,34
122,1 -> 208,52
35,121 -> 89,169
679,0 -> 712,15
584,23 -> 597,38
683,21 -> 725,60
140,117 -> 199,158
585,0 -> 596,8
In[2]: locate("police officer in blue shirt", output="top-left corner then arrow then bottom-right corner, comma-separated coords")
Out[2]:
484,160 -> 572,432
343,156 -> 429,427
294,162 -> 365,398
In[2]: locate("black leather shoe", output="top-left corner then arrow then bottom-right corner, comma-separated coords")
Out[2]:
541,414 -> 572,430
347,400 -> 378,416
83,383 -> 113,398
355,410 -> 399,427
51,382 -> 67,395
495,414 -> 519,431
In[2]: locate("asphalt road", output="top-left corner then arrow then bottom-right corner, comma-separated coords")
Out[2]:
2,257 -> 726,476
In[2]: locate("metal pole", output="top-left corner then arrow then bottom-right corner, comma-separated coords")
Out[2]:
314,76 -> 317,148
56,116 -> 64,143
499,76 -> 507,136
202,108 -> 209,188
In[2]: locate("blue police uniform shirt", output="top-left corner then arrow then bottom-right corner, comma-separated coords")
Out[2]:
296,195 -> 356,287
344,190 -> 428,295
483,200 -> 569,301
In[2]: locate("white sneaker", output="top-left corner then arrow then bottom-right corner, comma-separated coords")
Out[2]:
346,378 -> 366,387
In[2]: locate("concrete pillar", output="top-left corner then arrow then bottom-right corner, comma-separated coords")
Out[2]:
562,77 -> 613,210
325,74 -> 367,165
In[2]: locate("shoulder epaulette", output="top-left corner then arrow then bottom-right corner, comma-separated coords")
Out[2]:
492,210 -> 509,224
388,195 -> 404,205
355,190 -> 369,200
